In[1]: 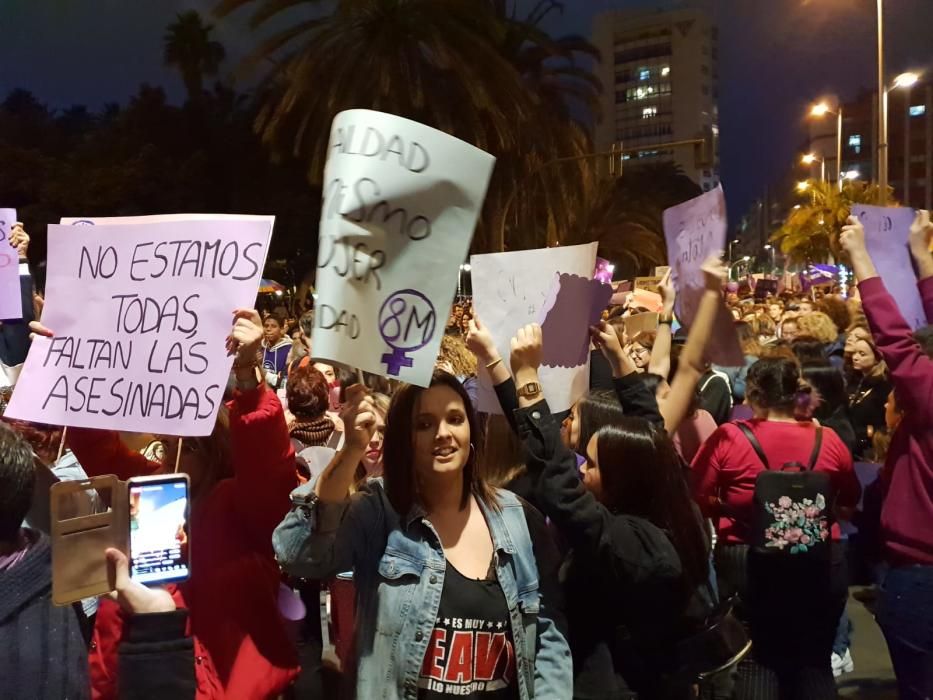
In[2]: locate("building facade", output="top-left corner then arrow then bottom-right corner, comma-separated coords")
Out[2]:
807,81 -> 933,209
592,7 -> 720,190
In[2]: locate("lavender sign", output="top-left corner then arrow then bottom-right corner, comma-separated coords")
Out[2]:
851,205 -> 926,329
311,110 -> 495,387
0,208 -> 21,320
663,186 -> 742,366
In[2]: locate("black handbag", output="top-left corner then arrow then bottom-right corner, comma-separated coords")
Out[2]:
669,595 -> 751,681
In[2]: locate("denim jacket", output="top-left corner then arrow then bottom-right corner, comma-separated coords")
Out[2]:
273,477 -> 572,700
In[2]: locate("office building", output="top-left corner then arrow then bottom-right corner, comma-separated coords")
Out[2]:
807,80 -> 933,208
592,7 -> 720,190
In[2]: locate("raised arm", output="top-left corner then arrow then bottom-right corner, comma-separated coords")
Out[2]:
465,315 -> 519,432
273,385 -> 383,579
662,256 -> 729,434
841,216 -> 933,423
908,210 -> 933,321
225,310 -> 298,547
590,321 -> 664,427
648,269 -> 675,379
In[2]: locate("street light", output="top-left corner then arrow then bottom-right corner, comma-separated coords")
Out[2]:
728,238 -> 739,262
796,181 -> 810,193
809,101 -> 844,191
893,72 -> 919,89
802,153 -> 827,183
843,169 -> 861,181
763,244 -> 776,274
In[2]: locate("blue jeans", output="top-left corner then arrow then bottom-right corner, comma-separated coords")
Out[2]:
876,565 -> 933,700
833,608 -> 852,656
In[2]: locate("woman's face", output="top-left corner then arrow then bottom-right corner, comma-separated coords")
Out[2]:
313,362 -> 337,385
155,436 -> 206,494
582,435 -> 605,502
561,403 -> 581,450
362,409 -> 387,475
851,339 -> 879,374
845,328 -> 870,356
782,320 -> 799,341
798,301 -> 814,314
412,385 -> 472,481
629,342 -> 651,370
768,304 -> 783,322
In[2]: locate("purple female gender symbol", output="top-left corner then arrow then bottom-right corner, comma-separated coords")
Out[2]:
378,289 -> 436,376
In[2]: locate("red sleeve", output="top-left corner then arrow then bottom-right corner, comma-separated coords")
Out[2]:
858,277 -> 933,424
67,428 -> 159,480
921,276 -> 933,324
228,383 -> 297,546
690,424 -> 732,517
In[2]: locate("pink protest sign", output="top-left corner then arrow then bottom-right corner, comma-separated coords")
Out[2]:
6,220 -> 272,436
851,204 -> 926,329
0,208 -> 21,320
663,186 -> 742,366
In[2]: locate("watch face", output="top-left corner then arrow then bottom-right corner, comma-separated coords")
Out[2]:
520,382 -> 541,396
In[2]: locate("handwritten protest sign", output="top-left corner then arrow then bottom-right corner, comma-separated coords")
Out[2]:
663,186 -> 742,365
310,110 -> 495,387
6,220 -> 271,435
634,275 -> 663,293
472,242 -> 598,413
851,204 -> 926,329
0,208 -> 21,320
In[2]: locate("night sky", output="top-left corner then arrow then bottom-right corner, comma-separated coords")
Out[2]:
3,0 -> 933,224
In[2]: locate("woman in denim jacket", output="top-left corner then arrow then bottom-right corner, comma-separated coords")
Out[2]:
273,370 -> 572,700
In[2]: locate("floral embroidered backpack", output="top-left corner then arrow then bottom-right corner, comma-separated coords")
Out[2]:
735,424 -> 834,558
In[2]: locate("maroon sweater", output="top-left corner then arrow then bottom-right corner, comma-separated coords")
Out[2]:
858,275 -> 933,566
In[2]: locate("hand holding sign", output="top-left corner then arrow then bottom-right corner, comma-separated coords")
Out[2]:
839,215 -> 868,255
340,384 -> 377,453
226,309 -> 263,361
9,222 -> 28,259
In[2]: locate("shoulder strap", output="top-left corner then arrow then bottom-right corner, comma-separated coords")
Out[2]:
806,427 -> 824,471
735,423 -> 771,471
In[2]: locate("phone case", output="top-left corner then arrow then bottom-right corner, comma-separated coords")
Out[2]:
50,475 -> 128,606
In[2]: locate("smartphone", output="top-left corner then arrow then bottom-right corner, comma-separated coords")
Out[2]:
127,474 -> 191,585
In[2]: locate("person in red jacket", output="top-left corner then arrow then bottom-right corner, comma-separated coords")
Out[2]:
841,212 -> 933,700
32,309 -> 300,700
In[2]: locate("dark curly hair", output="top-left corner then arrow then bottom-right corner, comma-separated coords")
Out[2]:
0,422 -> 36,541
746,357 -> 806,413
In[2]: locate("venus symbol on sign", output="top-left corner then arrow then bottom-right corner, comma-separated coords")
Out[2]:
378,289 -> 436,376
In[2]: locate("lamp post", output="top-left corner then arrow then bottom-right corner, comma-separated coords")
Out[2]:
802,153 -> 826,183
728,238 -> 739,263
810,102 -> 844,191
763,244 -> 776,275
879,72 -> 920,201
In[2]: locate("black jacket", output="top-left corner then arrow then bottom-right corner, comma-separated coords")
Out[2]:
117,610 -> 195,700
516,396 -> 708,699
0,532 -> 89,700
0,271 -> 34,367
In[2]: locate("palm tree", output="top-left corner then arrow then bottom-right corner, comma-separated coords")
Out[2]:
771,179 -> 890,264
213,0 -> 601,252
164,11 -> 226,103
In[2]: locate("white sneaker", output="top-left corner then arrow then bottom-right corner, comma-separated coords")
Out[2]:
831,649 -> 854,677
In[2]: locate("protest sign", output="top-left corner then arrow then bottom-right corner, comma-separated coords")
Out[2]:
472,242 -> 598,414
634,275 -> 663,293
609,280 -> 632,306
0,208 -> 21,320
310,110 -> 495,387
663,186 -> 742,365
624,312 -> 660,337
851,204 -> 926,328
538,274 -> 612,368
654,265 -> 671,277
6,220 -> 271,435
630,288 -> 663,314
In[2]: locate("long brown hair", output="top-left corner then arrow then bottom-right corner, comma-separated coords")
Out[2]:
382,370 -> 495,516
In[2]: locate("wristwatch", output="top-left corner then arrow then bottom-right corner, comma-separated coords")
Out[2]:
516,381 -> 543,399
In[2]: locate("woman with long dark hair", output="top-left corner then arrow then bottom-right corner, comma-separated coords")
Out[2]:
273,371 -> 571,699
508,324 -> 713,700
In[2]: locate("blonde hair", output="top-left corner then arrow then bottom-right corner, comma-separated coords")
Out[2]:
796,312 -> 839,344
438,333 -> 478,377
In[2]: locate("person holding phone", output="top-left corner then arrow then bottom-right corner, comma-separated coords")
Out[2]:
273,373 -> 572,699
29,309 -> 300,700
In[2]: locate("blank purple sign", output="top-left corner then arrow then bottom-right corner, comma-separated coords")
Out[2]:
0,208 -> 21,320
851,205 -> 926,329
539,273 -> 612,368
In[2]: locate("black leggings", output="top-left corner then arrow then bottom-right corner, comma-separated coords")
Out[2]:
714,543 -> 847,700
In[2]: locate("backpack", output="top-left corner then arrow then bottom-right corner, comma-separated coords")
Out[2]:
735,423 -> 834,558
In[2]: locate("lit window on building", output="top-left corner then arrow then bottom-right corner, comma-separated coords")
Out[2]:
661,66 -> 670,77
910,105 -> 926,117
639,68 -> 651,81
642,106 -> 657,119
848,134 -> 862,154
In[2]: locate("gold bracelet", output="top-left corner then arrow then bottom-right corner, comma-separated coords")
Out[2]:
485,357 -> 503,370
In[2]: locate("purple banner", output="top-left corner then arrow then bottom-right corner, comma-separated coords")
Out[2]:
0,209 -> 21,320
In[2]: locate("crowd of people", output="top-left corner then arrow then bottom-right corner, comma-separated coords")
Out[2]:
0,211 -> 931,700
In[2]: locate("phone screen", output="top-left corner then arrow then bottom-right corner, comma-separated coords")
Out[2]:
128,476 -> 190,584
